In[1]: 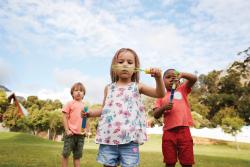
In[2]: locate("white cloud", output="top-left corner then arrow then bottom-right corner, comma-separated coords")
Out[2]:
160,0 -> 175,6
1,0 -> 250,102
37,88 -> 71,104
15,88 -> 70,104
2,0 -> 249,62
177,0 -> 250,73
192,0 -> 250,37
53,68 -> 108,103
0,0 -> 185,62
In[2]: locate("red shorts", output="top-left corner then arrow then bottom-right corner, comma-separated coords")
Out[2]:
162,126 -> 194,165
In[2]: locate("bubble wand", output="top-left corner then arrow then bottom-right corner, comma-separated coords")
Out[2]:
112,65 -> 152,74
170,83 -> 176,103
169,70 -> 179,103
81,106 -> 88,133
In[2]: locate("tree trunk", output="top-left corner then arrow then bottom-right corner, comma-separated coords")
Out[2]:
234,135 -> 240,150
53,133 -> 56,141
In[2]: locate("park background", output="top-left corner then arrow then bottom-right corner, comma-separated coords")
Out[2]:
0,0 -> 250,166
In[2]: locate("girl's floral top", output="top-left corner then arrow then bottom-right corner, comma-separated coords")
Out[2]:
95,82 -> 147,145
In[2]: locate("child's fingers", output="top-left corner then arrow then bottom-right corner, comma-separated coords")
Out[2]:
176,71 -> 182,80
66,130 -> 73,136
149,68 -> 161,77
169,103 -> 173,109
149,68 -> 156,77
164,103 -> 173,110
81,112 -> 89,118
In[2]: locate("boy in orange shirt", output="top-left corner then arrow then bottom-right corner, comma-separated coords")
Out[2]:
153,69 -> 197,167
61,82 -> 86,167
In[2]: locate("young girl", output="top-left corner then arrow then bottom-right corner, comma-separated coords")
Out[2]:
86,48 -> 165,167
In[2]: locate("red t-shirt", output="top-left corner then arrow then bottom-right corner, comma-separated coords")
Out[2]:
62,100 -> 84,134
155,82 -> 193,130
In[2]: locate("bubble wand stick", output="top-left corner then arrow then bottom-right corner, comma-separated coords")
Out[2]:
81,106 -> 88,133
112,65 -> 152,74
169,70 -> 179,103
170,83 -> 176,103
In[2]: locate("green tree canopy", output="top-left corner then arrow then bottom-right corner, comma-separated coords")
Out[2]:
0,90 -> 9,121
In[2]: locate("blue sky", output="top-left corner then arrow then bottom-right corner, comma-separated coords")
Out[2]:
0,0 -> 250,104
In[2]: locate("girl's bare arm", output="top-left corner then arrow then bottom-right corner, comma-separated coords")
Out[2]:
88,85 -> 108,117
139,68 -> 165,98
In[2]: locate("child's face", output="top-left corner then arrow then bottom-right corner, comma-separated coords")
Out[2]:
163,70 -> 179,90
115,51 -> 136,80
72,87 -> 84,101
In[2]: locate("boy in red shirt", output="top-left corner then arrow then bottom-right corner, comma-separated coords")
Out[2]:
153,69 -> 197,167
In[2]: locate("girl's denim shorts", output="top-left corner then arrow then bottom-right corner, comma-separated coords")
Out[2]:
97,141 -> 139,167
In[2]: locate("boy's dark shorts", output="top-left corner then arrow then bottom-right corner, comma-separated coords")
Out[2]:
62,134 -> 85,159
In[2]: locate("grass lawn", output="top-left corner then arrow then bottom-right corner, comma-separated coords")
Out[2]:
0,132 -> 250,167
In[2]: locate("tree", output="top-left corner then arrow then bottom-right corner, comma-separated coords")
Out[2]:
202,70 -> 221,93
212,107 -> 237,125
27,96 -> 39,104
218,71 -> 242,95
191,111 -> 210,128
237,94 -> 250,125
53,99 -> 63,109
189,95 -> 209,119
86,104 -> 102,137
188,93 -> 211,128
201,93 -> 221,120
2,104 -> 26,131
143,96 -> 161,127
48,109 -> 64,140
143,96 -> 156,116
27,109 -> 49,135
24,96 -> 39,110
221,117 -> 244,150
0,90 -> 9,121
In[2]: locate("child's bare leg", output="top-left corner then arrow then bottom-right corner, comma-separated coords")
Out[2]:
73,158 -> 80,167
61,156 -> 68,167
104,165 -> 116,167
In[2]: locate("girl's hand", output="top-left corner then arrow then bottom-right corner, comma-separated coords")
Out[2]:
149,68 -> 162,78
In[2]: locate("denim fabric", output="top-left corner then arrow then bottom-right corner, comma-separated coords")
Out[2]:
97,141 -> 139,167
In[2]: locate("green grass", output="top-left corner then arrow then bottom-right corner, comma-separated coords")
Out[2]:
0,132 -> 250,167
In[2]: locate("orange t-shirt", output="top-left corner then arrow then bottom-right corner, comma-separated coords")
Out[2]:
155,82 -> 193,130
62,100 -> 84,134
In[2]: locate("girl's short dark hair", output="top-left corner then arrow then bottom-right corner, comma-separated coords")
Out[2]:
70,82 -> 85,98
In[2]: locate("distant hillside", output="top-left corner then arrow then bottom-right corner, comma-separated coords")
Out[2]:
0,85 -> 25,102
0,85 -> 11,92
229,56 -> 250,85
221,56 -> 250,85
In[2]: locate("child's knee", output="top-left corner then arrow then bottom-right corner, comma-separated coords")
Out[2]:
73,148 -> 83,159
73,153 -> 82,159
62,151 -> 71,158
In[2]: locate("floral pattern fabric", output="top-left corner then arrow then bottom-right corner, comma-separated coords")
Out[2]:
95,82 -> 147,145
